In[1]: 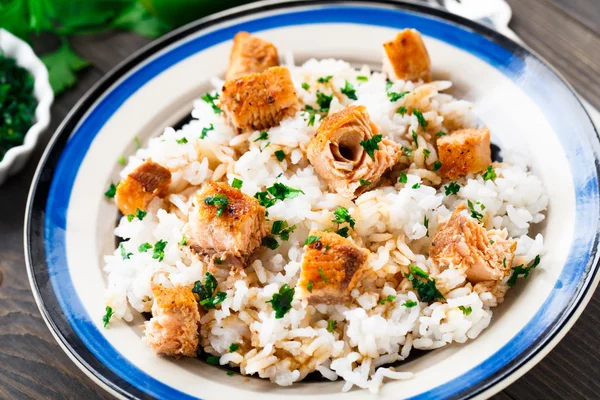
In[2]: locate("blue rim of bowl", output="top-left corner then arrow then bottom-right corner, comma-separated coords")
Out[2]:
24,0 -> 600,399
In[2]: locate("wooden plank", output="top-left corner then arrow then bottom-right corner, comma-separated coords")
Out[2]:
547,0 -> 600,35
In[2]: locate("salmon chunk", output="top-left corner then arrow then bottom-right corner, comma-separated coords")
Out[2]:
220,66 -> 300,133
143,285 -> 200,358
430,204 -> 516,283
383,29 -> 431,83
437,127 -> 491,179
298,230 -> 370,304
186,181 -> 266,264
226,32 -> 279,81
307,106 -> 399,198
115,160 -> 171,216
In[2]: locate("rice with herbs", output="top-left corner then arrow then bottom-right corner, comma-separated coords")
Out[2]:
103,55 -> 547,393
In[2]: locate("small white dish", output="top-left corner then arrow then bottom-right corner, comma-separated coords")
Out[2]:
0,28 -> 53,186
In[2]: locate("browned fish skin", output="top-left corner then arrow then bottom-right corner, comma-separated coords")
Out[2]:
383,29 -> 431,82
187,181 -> 266,264
115,160 -> 171,216
298,230 -> 370,304
226,32 -> 279,81
143,285 -> 200,358
220,66 -> 300,133
430,204 -> 516,283
307,105 -> 399,198
437,127 -> 491,179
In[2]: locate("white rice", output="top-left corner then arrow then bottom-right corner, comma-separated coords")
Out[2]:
103,56 -> 548,393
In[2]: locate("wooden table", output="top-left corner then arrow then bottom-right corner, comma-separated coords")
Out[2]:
1,1 -> 598,398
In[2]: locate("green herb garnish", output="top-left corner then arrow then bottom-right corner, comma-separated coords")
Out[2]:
152,240 -> 167,261
360,134 -> 382,161
254,131 -> 269,142
267,182 -> 304,201
118,156 -> 126,165
274,150 -> 286,162
340,80 -> 357,100
200,123 -> 214,139
444,182 -> 461,196
412,108 -> 428,129
301,82 -> 310,90
335,227 -> 349,237
327,319 -> 337,332
307,281 -> 313,293
483,165 -> 497,181
206,356 -> 220,365
399,173 -> 408,183
204,193 -> 229,217
266,284 -> 295,319
412,130 -> 419,147
424,215 -> 429,236
138,242 -> 152,252
507,255 -> 541,287
386,82 -> 410,102
332,206 -> 355,228
423,149 -> 430,159
305,235 -> 321,245
318,267 -> 330,283
261,236 -> 279,250
405,269 -> 444,303
193,272 -> 226,309
316,90 -> 333,110
102,306 -> 114,328
229,343 -> 239,352
231,178 -> 243,189
317,75 -> 333,83
120,243 -> 132,260
436,131 -> 447,137
176,137 -> 188,144
104,183 -> 118,198
202,92 -> 222,114
180,236 -> 188,246
412,183 -> 421,189
360,179 -> 371,186
458,306 -> 472,316
378,295 -> 396,305
356,75 -> 368,82
271,220 -> 296,241
397,106 -> 407,116
433,161 -> 442,171
467,200 -> 484,223
402,300 -> 418,308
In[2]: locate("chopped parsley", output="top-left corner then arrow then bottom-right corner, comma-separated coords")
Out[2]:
356,75 -> 369,82
458,305 -> 472,316
227,371 -> 234,376
433,161 -> 442,171
180,236 -> 188,246
303,104 -> 328,127
271,220 -> 296,240
266,284 -> 295,319
483,165 -> 497,181
327,319 -> 337,332
193,272 -> 227,309
254,131 -> 269,142
204,193 -> 229,217
274,150 -> 286,162
138,242 -> 152,253
340,80 -> 357,100
335,227 -> 350,238
424,215 -> 429,236
104,183 -> 118,198
231,178 -> 243,189
305,235 -> 321,245
201,92 -> 222,114
386,82 -> 410,102
401,146 -> 413,157
267,183 -> 304,201
402,300 -> 418,308
229,343 -> 239,353
102,306 -> 114,328
507,255 -> 541,287
200,123 -> 214,139
318,267 -> 330,283
467,200 -> 484,222
423,149 -> 431,159
152,240 -> 167,261
436,131 -> 447,138
214,258 -> 223,265
412,109 -> 428,129
120,243 -> 132,260
118,156 -> 126,165
261,236 -> 279,250
332,207 -> 355,228
126,208 -> 147,222
360,134 -> 383,161
317,75 -> 333,83
254,191 -> 277,208
301,82 -> 310,90
316,90 -> 333,110
444,182 -> 461,196
176,137 -> 188,144
397,106 -> 407,116
399,173 -> 408,183
490,239 -> 495,245
359,179 -> 371,186
412,183 -> 421,189
378,295 -> 396,305
307,280 -> 313,293
134,136 -> 141,149
206,356 -> 220,365
412,130 -> 419,147
405,267 -> 444,303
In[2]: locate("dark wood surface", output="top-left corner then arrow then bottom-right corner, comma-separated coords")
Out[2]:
0,1 -> 599,399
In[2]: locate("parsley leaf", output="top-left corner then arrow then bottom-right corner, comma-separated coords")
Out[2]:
378,295 -> 396,304
340,80 -> 357,100
444,182 -> 461,196
402,300 -> 418,308
307,281 -> 313,293
229,343 -> 239,353
458,305 -> 472,316
138,242 -> 152,253
327,319 -> 337,332
301,82 -> 310,90
359,179 -> 371,186
200,123 -> 214,139
360,134 -> 383,161
201,92 -> 222,114
335,227 -> 350,237
180,236 -> 188,246
135,208 -> 147,220
119,243 -> 132,260
274,150 -> 286,162
305,235 -> 321,245
152,240 -> 167,261
332,207 -> 355,228
386,82 -> 410,102
118,156 -> 126,165
405,270 -> 444,303
507,255 -> 541,287
316,90 -> 333,110
231,178 -> 243,189
399,173 -> 408,183
424,215 -> 429,236
318,267 -> 330,283
41,40 -> 90,95
104,183 -> 118,198
401,145 -> 413,157
423,149 -> 430,159
467,200 -> 484,222
412,130 -> 419,147
397,106 -> 407,116
176,137 -> 188,144
206,356 -> 220,365
261,236 -> 279,250
412,108 -> 428,129
483,165 -> 497,181
356,75 -> 368,82
204,193 -> 229,217
266,183 -> 304,201
266,284 -> 295,319
102,306 -> 114,328
254,131 -> 269,142
433,161 -> 442,171
254,191 -> 277,208
271,220 -> 296,241
317,76 -> 333,83
412,183 -> 421,189
193,272 -> 226,309
436,131 -> 447,137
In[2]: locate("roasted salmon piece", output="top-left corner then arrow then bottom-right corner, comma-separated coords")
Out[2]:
437,127 -> 492,179
383,29 -> 432,83
298,230 -> 370,304
430,204 -> 516,283
115,160 -> 171,216
143,285 -> 200,358
220,66 -> 300,133
186,181 -> 266,264
307,105 -> 399,198
226,32 -> 279,81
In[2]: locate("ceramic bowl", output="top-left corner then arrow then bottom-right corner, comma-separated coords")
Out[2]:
25,1 -> 600,399
0,28 -> 53,186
